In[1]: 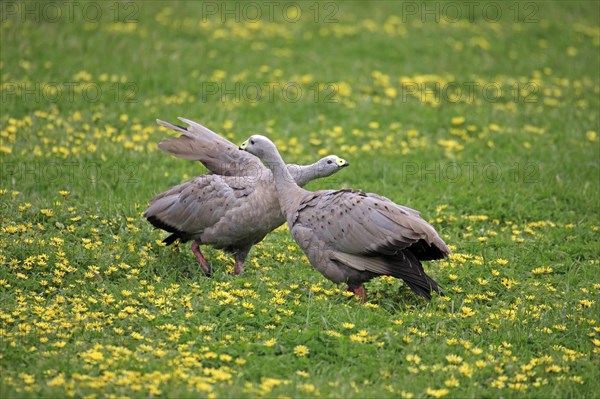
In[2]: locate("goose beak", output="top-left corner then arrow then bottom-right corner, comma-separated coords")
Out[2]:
239,140 -> 248,151
335,158 -> 350,167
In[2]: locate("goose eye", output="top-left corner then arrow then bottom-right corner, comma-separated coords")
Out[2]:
250,139 -> 255,145
327,160 -> 333,164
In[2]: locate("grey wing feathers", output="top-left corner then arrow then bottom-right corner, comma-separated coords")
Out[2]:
330,251 -> 440,298
156,118 -> 264,176
292,189 -> 449,298
144,175 -> 255,243
297,190 -> 449,260
366,193 -> 422,217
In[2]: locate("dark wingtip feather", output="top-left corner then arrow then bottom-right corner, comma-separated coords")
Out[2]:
387,251 -> 441,300
409,239 -> 449,261
403,274 -> 440,300
145,215 -> 186,246
162,233 -> 179,246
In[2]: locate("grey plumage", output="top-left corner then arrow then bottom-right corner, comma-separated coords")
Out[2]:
240,135 -> 450,300
144,118 -> 349,275
156,117 -> 262,177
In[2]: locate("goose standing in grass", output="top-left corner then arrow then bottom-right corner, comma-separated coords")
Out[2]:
144,118 -> 349,276
240,135 -> 450,301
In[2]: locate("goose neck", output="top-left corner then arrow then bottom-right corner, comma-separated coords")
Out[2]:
289,163 -> 315,187
263,152 -> 306,215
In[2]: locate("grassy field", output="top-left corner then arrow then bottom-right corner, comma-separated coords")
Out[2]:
1,1 -> 599,397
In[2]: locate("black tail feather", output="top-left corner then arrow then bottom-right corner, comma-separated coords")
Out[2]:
145,215 -> 188,245
163,233 -> 180,246
402,274 -> 441,300
388,251 -> 441,300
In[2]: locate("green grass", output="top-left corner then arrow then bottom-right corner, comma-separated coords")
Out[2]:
1,1 -> 599,398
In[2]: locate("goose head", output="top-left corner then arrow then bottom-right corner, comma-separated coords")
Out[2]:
239,135 -> 278,161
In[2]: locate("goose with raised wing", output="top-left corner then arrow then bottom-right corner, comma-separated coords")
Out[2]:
240,135 -> 450,301
144,119 -> 349,276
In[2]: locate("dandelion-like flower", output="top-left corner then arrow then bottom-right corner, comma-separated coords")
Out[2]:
293,345 -> 309,357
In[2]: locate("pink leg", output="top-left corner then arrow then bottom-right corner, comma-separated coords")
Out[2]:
234,259 -> 244,275
347,285 -> 367,303
233,248 -> 249,276
191,241 -> 211,276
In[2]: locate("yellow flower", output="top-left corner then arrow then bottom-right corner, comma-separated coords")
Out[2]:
579,299 -> 594,308
342,323 -> 355,330
566,46 -> 578,57
461,307 -> 476,318
300,383 -> 316,393
546,364 -> 561,373
444,376 -> 459,387
296,370 -> 309,378
47,373 -> 66,387
532,266 -> 553,275
451,116 -> 465,125
294,345 -> 309,357
40,209 -> 54,217
586,131 -> 597,141
264,338 -> 277,347
385,87 -> 397,98
446,354 -> 463,364
406,354 -> 421,364
3,226 -> 18,234
426,388 -> 449,398
501,277 -> 518,289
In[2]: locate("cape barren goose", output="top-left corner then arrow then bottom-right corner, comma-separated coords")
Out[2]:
240,135 -> 450,301
144,118 -> 349,276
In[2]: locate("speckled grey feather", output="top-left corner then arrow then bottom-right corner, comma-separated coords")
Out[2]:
240,135 -> 450,300
144,118 -> 349,272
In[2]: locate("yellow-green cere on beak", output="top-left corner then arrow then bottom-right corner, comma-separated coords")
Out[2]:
239,139 -> 248,150
336,157 -> 349,167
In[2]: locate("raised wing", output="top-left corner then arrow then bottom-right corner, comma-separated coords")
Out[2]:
156,117 -> 265,177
